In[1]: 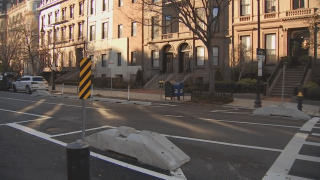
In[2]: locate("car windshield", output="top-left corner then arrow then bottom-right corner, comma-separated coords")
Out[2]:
33,77 -> 46,81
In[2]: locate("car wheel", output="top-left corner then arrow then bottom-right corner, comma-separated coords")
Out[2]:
13,85 -> 17,92
26,86 -> 31,94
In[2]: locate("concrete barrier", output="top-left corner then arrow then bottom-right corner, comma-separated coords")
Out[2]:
85,126 -> 190,171
253,105 -> 311,120
32,90 -> 52,96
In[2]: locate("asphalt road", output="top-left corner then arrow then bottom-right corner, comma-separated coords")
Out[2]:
0,91 -> 319,180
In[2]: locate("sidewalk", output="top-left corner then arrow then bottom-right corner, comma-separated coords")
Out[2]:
51,85 -> 320,117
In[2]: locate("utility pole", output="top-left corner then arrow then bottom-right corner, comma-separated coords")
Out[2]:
254,0 -> 262,108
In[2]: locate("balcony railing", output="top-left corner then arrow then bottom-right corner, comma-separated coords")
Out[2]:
239,16 -> 251,22
264,13 -> 277,19
286,8 -> 314,17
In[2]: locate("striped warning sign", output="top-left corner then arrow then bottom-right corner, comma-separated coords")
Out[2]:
79,57 -> 91,99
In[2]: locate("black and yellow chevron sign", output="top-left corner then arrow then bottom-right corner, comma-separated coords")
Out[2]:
79,57 -> 91,99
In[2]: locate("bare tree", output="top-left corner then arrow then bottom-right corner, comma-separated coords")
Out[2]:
18,12 -> 41,75
231,43 -> 253,81
122,0 -> 231,92
0,17 -> 23,72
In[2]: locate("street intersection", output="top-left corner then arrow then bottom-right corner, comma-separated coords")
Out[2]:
0,91 -> 319,180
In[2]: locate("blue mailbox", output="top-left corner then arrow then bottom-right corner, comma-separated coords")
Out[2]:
173,82 -> 184,100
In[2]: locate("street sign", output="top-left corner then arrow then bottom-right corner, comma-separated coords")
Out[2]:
257,49 -> 266,77
79,57 -> 92,99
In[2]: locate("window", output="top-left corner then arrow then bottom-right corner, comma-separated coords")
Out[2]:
54,29 -> 59,42
164,15 -> 172,34
33,3 -> 38,11
265,0 -> 276,13
62,8 -> 66,20
117,53 -> 121,66
118,24 -> 123,38
41,16 -> 44,28
78,23 -> 82,38
48,31 -> 52,44
61,27 -> 65,40
131,51 -> 137,65
241,36 -> 251,62
152,17 -> 159,39
61,52 -> 64,67
69,25 -> 73,40
265,34 -> 276,64
212,47 -> 219,66
102,22 -> 108,39
132,22 -> 137,36
212,7 -> 219,32
91,0 -> 95,14
90,25 -> 95,41
132,0 -> 136,3
79,3 -> 83,15
196,47 -> 205,66
240,0 -> 251,16
89,55 -> 94,61
70,5 -> 74,18
101,74 -> 106,77
152,0 -> 159,2
69,51 -> 73,67
196,8 -> 205,29
119,0 -> 123,7
55,10 -> 59,22
293,0 -> 304,9
102,54 -> 107,67
48,13 -> 51,24
103,0 -> 108,11
152,51 -> 159,67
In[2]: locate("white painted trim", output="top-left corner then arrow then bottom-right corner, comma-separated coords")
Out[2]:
311,133 -> 320,137
163,134 -> 282,152
50,126 -> 109,137
304,141 -> 320,147
262,133 -> 308,180
199,118 -> 301,129
285,175 -> 315,180
300,118 -> 319,132
0,108 -> 52,118
297,154 -> 320,163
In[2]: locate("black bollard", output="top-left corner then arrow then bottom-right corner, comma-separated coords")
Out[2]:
297,99 -> 303,111
66,141 -> 90,180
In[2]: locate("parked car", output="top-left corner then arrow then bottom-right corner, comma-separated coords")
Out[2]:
0,72 -> 18,91
13,76 -> 49,94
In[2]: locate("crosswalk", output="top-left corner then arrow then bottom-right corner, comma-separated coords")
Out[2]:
263,117 -> 320,180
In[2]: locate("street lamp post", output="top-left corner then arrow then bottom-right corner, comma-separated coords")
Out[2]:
254,0 -> 262,108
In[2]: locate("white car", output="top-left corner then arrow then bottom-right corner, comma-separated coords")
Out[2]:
13,76 -> 49,94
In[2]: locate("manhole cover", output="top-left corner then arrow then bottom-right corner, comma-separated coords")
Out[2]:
59,116 -> 80,120
46,127 -> 60,132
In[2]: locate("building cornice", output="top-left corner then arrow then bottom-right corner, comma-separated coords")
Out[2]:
37,0 -> 66,12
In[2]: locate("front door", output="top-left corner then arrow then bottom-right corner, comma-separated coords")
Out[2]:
291,39 -> 308,66
183,52 -> 190,72
165,53 -> 173,73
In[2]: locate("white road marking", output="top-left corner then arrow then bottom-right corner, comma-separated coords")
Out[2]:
0,97 -> 110,110
7,123 -> 186,180
0,117 -> 52,126
210,110 -> 229,112
163,134 -> 282,152
285,175 -> 315,180
300,118 -> 319,131
311,133 -> 320,137
199,118 -> 301,129
151,106 -> 164,108
224,112 -> 252,115
0,108 -> 52,118
159,104 -> 177,107
262,133 -> 308,180
165,115 -> 183,118
50,126 -> 111,137
304,141 -> 320,147
297,154 -> 320,163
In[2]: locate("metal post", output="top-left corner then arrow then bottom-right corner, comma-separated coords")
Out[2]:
314,23 -> 318,68
111,68 -> 112,95
254,0 -> 262,108
160,88 -> 162,100
90,84 -> 93,98
62,83 -> 64,95
281,63 -> 286,107
52,25 -> 56,91
82,99 -> 86,141
127,84 -> 130,101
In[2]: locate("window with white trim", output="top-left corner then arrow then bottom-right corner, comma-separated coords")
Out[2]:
196,47 -> 205,66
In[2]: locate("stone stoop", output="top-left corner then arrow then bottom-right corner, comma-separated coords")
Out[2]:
270,67 -> 305,97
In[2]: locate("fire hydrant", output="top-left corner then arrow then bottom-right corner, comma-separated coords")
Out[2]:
297,92 -> 303,111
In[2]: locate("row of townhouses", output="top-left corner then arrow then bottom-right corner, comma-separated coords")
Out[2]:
1,0 -> 320,90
